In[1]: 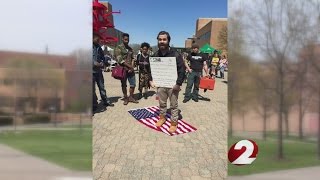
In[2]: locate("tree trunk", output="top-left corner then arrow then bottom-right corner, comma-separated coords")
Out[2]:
263,105 -> 267,141
318,86 -> 320,160
284,111 -> 289,138
278,65 -> 284,160
299,86 -> 304,140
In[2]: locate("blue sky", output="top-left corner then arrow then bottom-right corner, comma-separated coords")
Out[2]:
0,0 -> 226,55
0,0 -> 91,55
105,0 -> 227,47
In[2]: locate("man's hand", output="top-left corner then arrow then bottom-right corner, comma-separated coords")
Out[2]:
172,85 -> 180,91
188,69 -> 192,73
126,64 -> 134,72
94,61 -> 104,67
149,81 -> 156,88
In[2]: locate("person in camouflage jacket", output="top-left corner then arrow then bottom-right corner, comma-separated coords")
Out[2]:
114,33 -> 139,105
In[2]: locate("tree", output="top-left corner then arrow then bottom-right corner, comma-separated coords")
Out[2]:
305,43 -> 320,159
241,0 -> 319,160
218,24 -> 228,55
305,0 -> 320,159
292,55 -> 312,140
228,4 -> 247,137
252,63 -> 276,140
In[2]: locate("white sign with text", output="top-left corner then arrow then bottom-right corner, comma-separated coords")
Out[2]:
149,57 -> 177,88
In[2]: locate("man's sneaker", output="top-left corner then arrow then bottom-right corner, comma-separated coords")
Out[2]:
192,98 -> 199,102
123,97 -> 129,105
156,115 -> 166,127
128,97 -> 139,103
183,99 -> 190,103
169,121 -> 178,133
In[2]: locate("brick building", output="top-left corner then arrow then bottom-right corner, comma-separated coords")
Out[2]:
185,18 -> 227,53
0,51 -> 91,114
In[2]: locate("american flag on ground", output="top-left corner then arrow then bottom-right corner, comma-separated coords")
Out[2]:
128,106 -> 197,136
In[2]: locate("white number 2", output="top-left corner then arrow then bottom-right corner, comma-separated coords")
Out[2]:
232,140 -> 256,164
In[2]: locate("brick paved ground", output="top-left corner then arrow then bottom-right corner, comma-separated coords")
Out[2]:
93,71 -> 228,180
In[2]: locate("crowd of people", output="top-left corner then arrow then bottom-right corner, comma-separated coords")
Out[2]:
92,31 -> 228,133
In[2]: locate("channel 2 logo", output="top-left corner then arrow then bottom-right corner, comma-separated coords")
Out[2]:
228,140 -> 259,165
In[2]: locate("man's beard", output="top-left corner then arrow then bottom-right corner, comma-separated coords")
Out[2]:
123,41 -> 129,46
158,43 -> 169,50
191,50 -> 198,55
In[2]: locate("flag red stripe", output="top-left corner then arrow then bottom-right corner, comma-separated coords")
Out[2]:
141,118 -> 157,129
151,117 -> 172,136
179,120 -> 197,131
129,106 -> 197,136
178,121 -> 195,132
138,119 -> 159,131
165,118 -> 188,134
177,122 -> 190,133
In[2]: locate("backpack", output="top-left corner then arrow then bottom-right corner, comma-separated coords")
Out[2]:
111,65 -> 126,80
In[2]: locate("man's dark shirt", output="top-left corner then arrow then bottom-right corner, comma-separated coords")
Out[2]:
93,43 -> 104,73
187,52 -> 206,72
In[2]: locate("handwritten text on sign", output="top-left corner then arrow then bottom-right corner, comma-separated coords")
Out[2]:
149,57 -> 177,88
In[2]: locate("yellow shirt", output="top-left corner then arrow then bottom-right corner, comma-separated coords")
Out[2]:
212,57 -> 219,66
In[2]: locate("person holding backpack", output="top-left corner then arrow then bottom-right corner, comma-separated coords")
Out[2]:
183,43 -> 209,103
137,42 -> 152,99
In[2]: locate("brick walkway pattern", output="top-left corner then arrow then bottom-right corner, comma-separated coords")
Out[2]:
93,71 -> 228,180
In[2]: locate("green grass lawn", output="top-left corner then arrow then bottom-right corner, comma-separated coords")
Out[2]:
228,137 -> 320,176
0,129 -> 92,171
59,124 -> 92,129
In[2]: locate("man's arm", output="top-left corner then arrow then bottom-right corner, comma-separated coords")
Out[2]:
115,46 -> 125,64
184,55 -> 192,73
175,53 -> 186,86
203,61 -> 209,76
93,47 -> 103,67
115,46 -> 134,70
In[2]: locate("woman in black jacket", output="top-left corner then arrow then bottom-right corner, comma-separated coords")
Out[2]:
137,42 -> 152,99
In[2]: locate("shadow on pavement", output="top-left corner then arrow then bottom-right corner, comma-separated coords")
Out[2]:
198,95 -> 211,102
134,90 -> 156,100
108,96 -> 122,103
93,102 -> 107,115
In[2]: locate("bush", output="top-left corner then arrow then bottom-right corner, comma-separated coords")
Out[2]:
24,114 -> 50,124
0,117 -> 13,126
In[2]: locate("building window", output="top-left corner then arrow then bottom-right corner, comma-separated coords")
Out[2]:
199,31 -> 211,40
